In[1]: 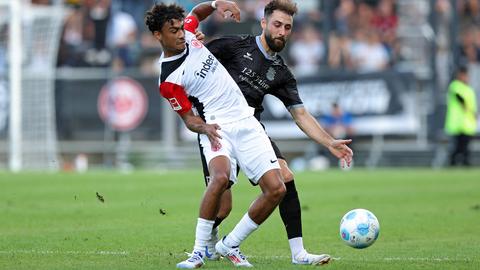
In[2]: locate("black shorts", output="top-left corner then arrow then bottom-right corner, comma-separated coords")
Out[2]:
197,135 -> 284,187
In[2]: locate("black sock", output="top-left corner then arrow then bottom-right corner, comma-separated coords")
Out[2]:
279,180 -> 302,239
213,217 -> 224,229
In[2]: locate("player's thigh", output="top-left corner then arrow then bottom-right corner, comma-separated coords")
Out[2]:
199,130 -> 240,185
235,117 -> 280,183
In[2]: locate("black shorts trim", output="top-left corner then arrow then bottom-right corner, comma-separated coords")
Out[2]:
197,134 -> 234,188
269,138 -> 285,160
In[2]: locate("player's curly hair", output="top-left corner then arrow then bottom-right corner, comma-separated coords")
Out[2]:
264,0 -> 298,18
144,3 -> 185,34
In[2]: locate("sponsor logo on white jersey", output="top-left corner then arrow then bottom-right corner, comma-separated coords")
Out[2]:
194,54 -> 218,79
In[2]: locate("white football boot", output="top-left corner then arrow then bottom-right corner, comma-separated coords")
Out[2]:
292,250 -> 331,265
176,251 -> 204,269
215,237 -> 253,267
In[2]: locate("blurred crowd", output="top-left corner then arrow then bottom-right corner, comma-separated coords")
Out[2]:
6,0 -> 480,78
52,0 -> 400,77
456,0 -> 480,65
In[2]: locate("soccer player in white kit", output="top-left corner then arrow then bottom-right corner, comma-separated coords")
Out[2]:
145,1 -> 286,268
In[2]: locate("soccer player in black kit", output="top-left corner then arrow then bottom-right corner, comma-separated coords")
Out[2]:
193,0 -> 353,265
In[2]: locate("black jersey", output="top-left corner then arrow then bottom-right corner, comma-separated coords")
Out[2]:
206,35 -> 303,121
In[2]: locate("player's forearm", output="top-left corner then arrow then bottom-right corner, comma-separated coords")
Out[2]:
292,108 -> 334,148
190,1 -> 216,22
183,115 -> 210,134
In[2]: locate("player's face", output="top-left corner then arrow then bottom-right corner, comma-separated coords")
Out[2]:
262,10 -> 293,52
154,19 -> 186,56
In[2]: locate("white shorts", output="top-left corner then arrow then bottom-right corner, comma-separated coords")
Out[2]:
199,116 -> 280,185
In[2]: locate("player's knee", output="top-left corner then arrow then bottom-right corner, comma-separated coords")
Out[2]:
280,161 -> 294,182
268,182 -> 286,203
210,173 -> 230,191
281,169 -> 294,182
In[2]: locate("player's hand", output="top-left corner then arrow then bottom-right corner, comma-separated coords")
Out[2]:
215,0 -> 241,22
328,139 -> 353,168
205,123 -> 222,151
195,30 -> 205,43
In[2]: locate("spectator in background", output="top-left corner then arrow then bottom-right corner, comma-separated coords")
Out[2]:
84,0 -> 111,66
435,0 -> 453,91
289,24 -> 324,77
330,0 -> 398,71
350,2 -> 375,32
319,102 -> 354,168
334,0 -> 356,37
328,32 -> 351,70
349,29 -> 389,72
458,0 -> 480,27
445,65 -> 478,167
323,102 -> 354,140
108,11 -> 137,72
458,27 -> 480,64
371,0 -> 398,61
59,3 -> 94,66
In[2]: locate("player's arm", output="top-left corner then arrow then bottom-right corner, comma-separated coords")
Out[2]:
159,82 -> 221,150
189,0 -> 240,23
180,110 -> 222,151
289,107 -> 353,166
276,73 -> 353,165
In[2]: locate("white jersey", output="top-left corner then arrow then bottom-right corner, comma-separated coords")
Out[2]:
158,16 -> 254,124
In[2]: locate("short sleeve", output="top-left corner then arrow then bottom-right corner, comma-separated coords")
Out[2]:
206,36 -> 243,63
273,72 -> 303,110
159,82 -> 192,115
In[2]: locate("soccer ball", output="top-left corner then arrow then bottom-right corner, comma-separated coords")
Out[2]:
339,209 -> 380,249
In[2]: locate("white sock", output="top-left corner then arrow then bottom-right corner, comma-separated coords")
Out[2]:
223,213 -> 259,248
193,218 -> 215,253
289,237 -> 305,258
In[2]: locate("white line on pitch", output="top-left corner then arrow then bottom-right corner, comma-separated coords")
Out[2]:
246,256 -> 472,262
0,251 -> 473,262
0,250 -> 129,256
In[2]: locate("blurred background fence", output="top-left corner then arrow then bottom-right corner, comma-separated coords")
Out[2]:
0,0 -> 479,171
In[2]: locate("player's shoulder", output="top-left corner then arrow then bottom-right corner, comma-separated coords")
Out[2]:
208,34 -> 255,46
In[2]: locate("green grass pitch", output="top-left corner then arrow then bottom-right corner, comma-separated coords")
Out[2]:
1,169 -> 479,269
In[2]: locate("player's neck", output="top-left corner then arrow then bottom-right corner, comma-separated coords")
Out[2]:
162,46 -> 184,58
163,49 -> 179,58
260,35 -> 275,56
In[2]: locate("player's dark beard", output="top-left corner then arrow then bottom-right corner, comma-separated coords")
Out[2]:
265,31 -> 286,52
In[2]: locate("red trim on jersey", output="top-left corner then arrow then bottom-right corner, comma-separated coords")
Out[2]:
159,82 -> 192,115
184,15 -> 199,34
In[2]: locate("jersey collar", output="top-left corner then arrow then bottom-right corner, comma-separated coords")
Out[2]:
256,36 -> 277,61
159,44 -> 189,63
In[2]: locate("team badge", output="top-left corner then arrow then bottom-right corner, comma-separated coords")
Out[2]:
266,67 -> 276,81
191,39 -> 203,48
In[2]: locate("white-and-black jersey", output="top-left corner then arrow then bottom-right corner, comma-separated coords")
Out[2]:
206,35 -> 304,121
157,16 -> 279,184
158,16 -> 254,124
